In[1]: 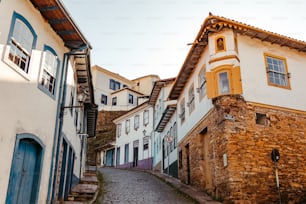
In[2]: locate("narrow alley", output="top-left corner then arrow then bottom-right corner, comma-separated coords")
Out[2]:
98,168 -> 196,204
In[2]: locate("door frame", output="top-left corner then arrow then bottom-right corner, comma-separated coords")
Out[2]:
6,133 -> 45,204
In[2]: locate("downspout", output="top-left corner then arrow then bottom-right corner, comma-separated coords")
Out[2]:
47,45 -> 89,204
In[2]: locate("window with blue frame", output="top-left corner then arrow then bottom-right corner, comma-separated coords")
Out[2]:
39,45 -> 59,98
6,12 -> 37,74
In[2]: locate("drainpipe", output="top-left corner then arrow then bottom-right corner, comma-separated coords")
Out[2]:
47,45 -> 89,204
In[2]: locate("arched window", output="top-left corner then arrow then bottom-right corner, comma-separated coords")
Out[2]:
7,12 -> 37,74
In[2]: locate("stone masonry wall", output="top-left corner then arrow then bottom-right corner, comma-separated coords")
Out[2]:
178,95 -> 306,203
87,110 -> 127,165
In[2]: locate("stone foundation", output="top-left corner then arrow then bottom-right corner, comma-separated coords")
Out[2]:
178,95 -> 306,203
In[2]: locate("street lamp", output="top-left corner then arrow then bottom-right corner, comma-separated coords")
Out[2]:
165,135 -> 173,176
60,91 -> 88,116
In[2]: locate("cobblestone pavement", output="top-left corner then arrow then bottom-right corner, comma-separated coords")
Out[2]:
98,167 -> 196,204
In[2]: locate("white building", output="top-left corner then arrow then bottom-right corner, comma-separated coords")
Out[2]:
163,14 -> 306,202
148,78 -> 178,177
92,65 -> 160,111
113,101 -> 154,169
0,0 -> 97,203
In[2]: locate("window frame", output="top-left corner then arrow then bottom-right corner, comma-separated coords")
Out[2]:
38,45 -> 60,99
218,71 -> 230,95
198,66 -> 207,101
188,84 -> 195,114
125,119 -> 130,134
264,53 -> 290,89
128,94 -> 134,104
112,97 -> 117,106
101,94 -> 108,105
134,115 -> 139,130
117,123 -> 122,138
179,98 -> 185,124
5,12 -> 37,78
143,110 -> 149,126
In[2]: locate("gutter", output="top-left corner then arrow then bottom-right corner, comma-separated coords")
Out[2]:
47,45 -> 89,203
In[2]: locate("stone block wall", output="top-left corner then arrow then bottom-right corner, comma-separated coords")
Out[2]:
178,95 -> 306,203
87,110 -> 127,165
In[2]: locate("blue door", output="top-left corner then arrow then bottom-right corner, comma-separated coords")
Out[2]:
105,149 -> 114,166
6,138 -> 43,204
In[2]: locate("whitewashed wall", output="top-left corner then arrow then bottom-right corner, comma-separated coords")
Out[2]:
238,34 -> 306,110
114,105 -> 154,166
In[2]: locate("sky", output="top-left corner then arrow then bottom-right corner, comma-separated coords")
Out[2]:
63,0 -> 306,80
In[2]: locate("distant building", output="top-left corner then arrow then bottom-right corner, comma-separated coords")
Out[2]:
91,65 -> 159,167
148,78 -> 178,176
113,101 -> 154,170
0,0 -> 97,203
152,15 -> 306,203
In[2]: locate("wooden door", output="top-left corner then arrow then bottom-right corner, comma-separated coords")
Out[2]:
6,138 -> 42,204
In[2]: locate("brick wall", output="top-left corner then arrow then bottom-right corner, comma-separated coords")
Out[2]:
178,95 -> 306,203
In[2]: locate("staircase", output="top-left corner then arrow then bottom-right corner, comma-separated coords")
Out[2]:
64,170 -> 98,204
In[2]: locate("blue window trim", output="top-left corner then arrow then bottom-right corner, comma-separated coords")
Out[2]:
7,11 -> 37,48
7,133 -> 45,204
38,45 -> 60,100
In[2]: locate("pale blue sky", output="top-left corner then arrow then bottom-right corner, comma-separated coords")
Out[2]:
63,0 -> 306,79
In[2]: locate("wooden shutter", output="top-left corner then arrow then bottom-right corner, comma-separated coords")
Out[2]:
206,71 -> 217,99
231,66 -> 243,95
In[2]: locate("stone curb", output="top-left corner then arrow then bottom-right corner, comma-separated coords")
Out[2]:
147,170 -> 222,204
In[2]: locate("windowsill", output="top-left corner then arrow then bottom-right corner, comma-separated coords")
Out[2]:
3,46 -> 31,81
38,84 -> 56,100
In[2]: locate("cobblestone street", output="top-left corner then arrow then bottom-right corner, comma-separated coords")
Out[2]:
98,168 -> 196,204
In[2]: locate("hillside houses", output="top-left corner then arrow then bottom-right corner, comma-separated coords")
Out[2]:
0,0 -> 97,203
111,14 -> 306,203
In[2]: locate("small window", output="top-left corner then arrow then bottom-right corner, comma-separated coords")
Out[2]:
173,122 -> 177,149
179,150 -> 183,169
6,12 -> 37,75
116,147 -> 120,166
115,81 -> 121,90
198,66 -> 206,100
134,115 -> 139,130
109,79 -> 115,90
125,119 -> 130,134
264,54 -> 290,89
218,72 -> 230,95
143,136 -> 149,150
179,98 -> 185,124
143,110 -> 149,125
101,94 -> 107,105
112,97 -> 117,106
39,45 -> 59,98
117,124 -> 122,138
188,84 -> 195,114
215,36 -> 226,52
128,94 -> 134,104
256,113 -> 268,125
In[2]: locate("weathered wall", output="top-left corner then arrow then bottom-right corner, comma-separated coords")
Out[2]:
179,95 -> 306,203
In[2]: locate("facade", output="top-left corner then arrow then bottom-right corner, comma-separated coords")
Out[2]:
0,0 -> 97,203
163,14 -> 306,203
148,78 -> 178,177
132,74 -> 161,96
92,65 -> 159,111
91,65 -> 159,167
113,102 -> 154,169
